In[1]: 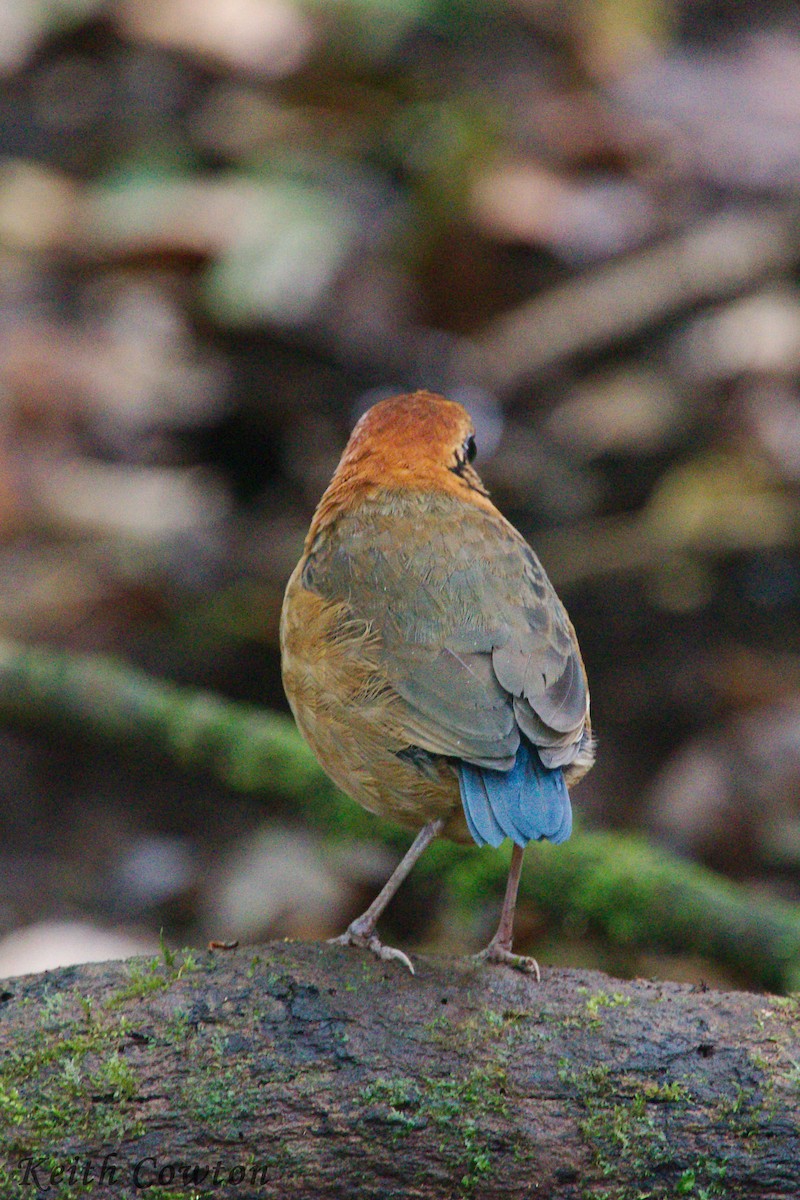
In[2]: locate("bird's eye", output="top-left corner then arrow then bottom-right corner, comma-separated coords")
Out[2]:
449,431 -> 488,493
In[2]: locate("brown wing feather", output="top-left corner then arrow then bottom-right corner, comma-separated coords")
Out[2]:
302,489 -> 588,770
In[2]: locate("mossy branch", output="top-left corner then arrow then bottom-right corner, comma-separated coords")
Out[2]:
2,639 -> 800,992
1,944 -> 799,1200
0,637 -> 322,794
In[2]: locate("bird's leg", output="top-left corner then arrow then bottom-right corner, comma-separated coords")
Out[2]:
329,817 -> 445,974
475,843 -> 540,979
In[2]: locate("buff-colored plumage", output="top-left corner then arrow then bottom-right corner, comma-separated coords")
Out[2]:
281,391 -> 593,973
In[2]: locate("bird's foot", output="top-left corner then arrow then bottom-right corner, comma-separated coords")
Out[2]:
328,927 -> 415,975
473,942 -> 541,981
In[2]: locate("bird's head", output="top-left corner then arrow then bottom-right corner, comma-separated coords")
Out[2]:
309,391 -> 491,538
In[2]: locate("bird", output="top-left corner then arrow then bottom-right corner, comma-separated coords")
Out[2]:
280,390 -> 594,975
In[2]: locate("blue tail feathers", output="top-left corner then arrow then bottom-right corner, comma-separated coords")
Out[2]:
456,740 -> 572,849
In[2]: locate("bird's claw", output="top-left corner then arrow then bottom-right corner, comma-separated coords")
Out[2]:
328,929 -> 415,975
473,943 -> 541,981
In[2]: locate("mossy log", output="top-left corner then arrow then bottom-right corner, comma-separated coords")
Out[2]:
1,942 -> 799,1199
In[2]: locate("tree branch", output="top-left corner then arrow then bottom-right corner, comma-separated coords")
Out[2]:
1,944 -> 798,1199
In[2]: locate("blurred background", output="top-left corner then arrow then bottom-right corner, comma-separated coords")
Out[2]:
0,0 -> 799,987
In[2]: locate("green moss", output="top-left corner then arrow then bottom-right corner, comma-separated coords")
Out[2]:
425,1004 -> 539,1058
178,1024 -> 287,1136
0,1081 -> 27,1125
181,1060 -> 260,1134
0,1002 -> 147,1155
106,948 -> 198,1007
559,1059 -> 693,1198
360,1078 -> 425,1131
422,1012 -> 453,1037
360,1063 -> 508,1192
246,953 -> 265,978
162,1007 -> 192,1044
0,950 -> 203,1163
674,1157 -> 728,1198
640,1080 -> 689,1103
580,989 -> 632,1020
0,1156 -> 98,1200
128,1193 -> 202,1200
716,1084 -> 765,1138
